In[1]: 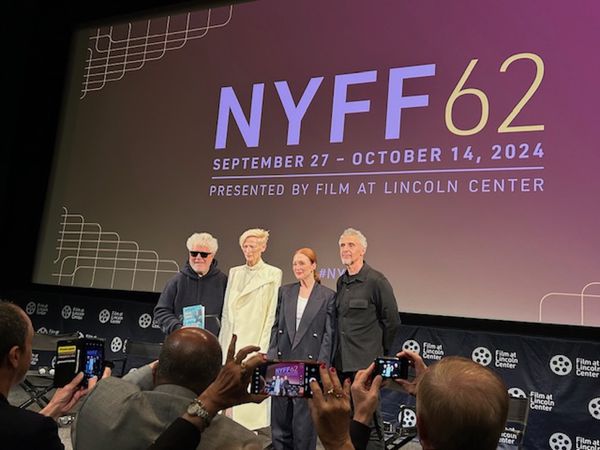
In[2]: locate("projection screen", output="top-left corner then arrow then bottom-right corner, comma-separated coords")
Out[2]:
33,0 -> 600,327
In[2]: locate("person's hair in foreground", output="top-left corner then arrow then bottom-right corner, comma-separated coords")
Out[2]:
416,356 -> 509,450
0,301 -> 28,367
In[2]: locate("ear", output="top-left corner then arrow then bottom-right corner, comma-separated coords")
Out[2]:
7,346 -> 21,369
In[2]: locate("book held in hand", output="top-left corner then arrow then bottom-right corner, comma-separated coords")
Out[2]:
183,304 -> 205,328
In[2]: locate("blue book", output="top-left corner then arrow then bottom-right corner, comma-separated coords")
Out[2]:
182,304 -> 205,329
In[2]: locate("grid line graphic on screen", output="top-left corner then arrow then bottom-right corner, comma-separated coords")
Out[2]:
53,207 -> 179,290
80,6 -> 233,98
539,282 -> 600,326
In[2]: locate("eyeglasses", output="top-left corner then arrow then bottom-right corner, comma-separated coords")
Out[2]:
189,251 -> 212,258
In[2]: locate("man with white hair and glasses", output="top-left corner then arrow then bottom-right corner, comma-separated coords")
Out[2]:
154,232 -> 228,336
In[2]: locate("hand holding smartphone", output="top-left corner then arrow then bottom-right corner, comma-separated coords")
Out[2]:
54,338 -> 105,388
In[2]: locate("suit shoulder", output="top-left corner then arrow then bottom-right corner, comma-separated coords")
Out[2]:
228,265 -> 245,276
316,283 -> 336,298
280,282 -> 298,293
79,377 -> 141,409
263,263 -> 282,276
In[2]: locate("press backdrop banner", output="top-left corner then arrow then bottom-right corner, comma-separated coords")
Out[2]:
385,326 -> 600,450
12,292 -> 599,449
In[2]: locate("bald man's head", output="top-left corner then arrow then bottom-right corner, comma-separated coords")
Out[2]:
156,328 -> 222,395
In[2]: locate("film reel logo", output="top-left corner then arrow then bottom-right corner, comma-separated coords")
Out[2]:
549,355 -> 572,376
99,309 -> 111,324
26,302 -> 37,315
508,387 -> 527,399
138,313 -> 153,329
589,397 -> 600,420
471,347 -> 492,366
398,407 -> 417,430
61,305 -> 72,319
402,340 -> 421,354
549,432 -> 572,450
111,336 -> 124,353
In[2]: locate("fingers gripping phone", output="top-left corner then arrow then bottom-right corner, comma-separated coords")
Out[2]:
251,360 -> 322,398
374,356 -> 409,379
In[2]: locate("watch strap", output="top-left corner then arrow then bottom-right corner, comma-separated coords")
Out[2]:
187,398 -> 212,426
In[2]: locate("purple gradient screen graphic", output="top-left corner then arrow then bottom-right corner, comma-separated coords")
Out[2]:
33,0 -> 600,327
269,363 -> 302,384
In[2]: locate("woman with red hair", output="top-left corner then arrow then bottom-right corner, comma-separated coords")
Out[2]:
267,248 -> 336,450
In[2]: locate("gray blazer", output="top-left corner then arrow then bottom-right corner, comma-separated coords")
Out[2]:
267,282 -> 336,363
72,365 -> 269,450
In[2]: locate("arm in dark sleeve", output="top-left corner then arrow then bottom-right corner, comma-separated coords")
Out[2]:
267,287 -> 284,360
147,417 -> 201,450
318,289 -> 337,364
350,419 -> 370,450
34,416 -> 64,450
375,276 -> 400,355
153,278 -> 182,335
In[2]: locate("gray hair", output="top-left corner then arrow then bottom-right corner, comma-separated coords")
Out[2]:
339,228 -> 367,249
239,228 -> 269,247
186,232 -> 218,253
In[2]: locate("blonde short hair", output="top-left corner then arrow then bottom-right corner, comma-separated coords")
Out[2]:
186,232 -> 218,253
239,228 -> 269,247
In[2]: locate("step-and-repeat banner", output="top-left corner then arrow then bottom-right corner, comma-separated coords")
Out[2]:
10,292 -> 600,450
385,326 -> 600,450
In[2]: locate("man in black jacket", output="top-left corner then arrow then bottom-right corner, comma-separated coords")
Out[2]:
334,228 -> 400,449
0,301 -> 96,450
154,232 -> 227,336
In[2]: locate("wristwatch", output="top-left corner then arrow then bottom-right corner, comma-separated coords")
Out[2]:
186,398 -> 213,427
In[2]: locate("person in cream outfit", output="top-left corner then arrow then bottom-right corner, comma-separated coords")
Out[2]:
218,228 -> 282,431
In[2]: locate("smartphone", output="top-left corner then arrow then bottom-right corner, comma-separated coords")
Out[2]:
54,338 -> 105,387
374,356 -> 409,379
251,360 -> 321,398
83,345 -> 104,380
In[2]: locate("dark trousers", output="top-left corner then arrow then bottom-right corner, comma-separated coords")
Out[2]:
271,396 -> 318,450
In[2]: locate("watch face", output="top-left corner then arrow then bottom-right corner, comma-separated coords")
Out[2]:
187,402 -> 199,415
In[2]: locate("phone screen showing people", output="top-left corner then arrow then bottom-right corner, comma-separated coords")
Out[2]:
374,357 -> 409,379
84,347 -> 104,379
251,361 -> 321,398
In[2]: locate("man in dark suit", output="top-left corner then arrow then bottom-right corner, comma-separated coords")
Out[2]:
334,228 -> 400,449
0,301 -> 93,450
73,327 -> 268,450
